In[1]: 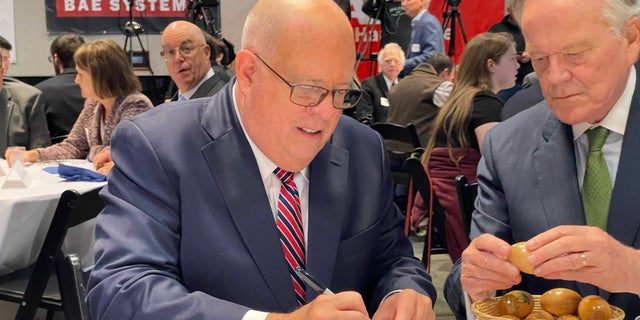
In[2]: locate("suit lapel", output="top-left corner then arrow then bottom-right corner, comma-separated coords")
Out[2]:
199,87 -> 296,310
534,112 -> 585,227
376,74 -> 389,95
533,111 -> 598,296
305,140 -> 349,300
608,69 -> 640,251
192,71 -> 228,99
0,88 -> 14,153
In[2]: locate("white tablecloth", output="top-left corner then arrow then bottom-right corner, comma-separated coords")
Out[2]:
0,160 -> 106,275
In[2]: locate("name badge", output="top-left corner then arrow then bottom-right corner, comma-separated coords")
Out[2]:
411,43 -> 421,53
380,97 -> 390,107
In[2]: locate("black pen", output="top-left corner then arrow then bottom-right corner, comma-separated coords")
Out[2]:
294,267 -> 335,295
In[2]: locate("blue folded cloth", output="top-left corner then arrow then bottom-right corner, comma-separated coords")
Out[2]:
43,163 -> 106,182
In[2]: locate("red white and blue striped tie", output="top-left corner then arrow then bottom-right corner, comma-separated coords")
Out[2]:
274,168 -> 306,306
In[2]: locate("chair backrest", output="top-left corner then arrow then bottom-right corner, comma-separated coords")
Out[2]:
455,175 -> 478,240
404,150 -> 447,271
370,122 -> 422,149
16,187 -> 104,320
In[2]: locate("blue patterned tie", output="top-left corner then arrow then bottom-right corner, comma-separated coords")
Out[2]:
581,127 -> 611,230
274,168 -> 306,306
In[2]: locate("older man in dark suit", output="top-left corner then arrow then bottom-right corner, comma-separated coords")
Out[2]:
161,21 -> 230,101
445,0 -> 640,317
86,0 -> 437,319
353,42 -> 405,125
0,54 -> 50,155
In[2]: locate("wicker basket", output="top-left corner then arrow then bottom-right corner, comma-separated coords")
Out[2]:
471,295 -> 625,320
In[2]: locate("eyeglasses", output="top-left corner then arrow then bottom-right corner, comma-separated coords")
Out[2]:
252,52 -> 362,109
159,43 -> 206,61
48,54 -> 54,63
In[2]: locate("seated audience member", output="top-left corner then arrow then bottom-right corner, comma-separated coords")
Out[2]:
501,76 -> 544,120
7,39 -> 153,173
488,0 -> 533,102
400,0 -> 444,77
0,54 -> 51,155
388,52 -> 454,149
353,42 -> 405,125
36,33 -> 86,142
204,32 -> 235,78
445,0 -> 640,317
417,32 -> 518,262
162,21 -> 230,101
85,0 -> 437,319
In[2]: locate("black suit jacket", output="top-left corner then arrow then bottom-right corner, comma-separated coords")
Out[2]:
35,69 -> 85,140
354,74 -> 390,124
171,68 -> 230,101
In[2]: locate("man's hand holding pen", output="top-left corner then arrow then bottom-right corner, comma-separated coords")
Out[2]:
267,268 -> 435,320
266,291 -> 370,320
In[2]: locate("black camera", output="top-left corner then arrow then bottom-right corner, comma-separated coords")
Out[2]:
187,0 -> 219,9
447,0 -> 461,7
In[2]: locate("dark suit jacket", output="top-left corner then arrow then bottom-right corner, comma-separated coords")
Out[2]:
354,74 -> 391,124
501,81 -> 545,120
446,67 -> 640,316
87,83 -> 436,319
35,68 -> 85,141
0,81 -> 51,155
170,68 -> 230,101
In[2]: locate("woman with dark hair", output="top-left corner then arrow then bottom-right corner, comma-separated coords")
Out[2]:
415,32 -> 519,262
10,39 -> 152,172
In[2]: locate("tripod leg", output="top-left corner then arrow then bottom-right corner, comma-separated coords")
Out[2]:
454,11 -> 468,43
448,13 -> 456,57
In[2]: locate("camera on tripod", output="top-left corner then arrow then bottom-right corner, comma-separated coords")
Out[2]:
447,0 -> 461,8
124,21 -> 143,37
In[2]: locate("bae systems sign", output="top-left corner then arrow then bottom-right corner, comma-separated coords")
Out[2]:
46,0 -> 190,33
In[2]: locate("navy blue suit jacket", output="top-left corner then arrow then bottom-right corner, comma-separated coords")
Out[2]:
87,82 -> 435,319
446,67 -> 640,317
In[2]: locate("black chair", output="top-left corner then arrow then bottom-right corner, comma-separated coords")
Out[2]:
455,175 -> 478,241
0,187 -> 104,320
58,253 -> 91,320
405,150 -> 447,272
371,123 -> 422,218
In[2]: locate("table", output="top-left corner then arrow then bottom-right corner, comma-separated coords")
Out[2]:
0,160 -> 106,275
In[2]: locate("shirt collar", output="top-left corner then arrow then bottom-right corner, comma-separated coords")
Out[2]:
231,82 -> 310,182
573,65 -> 635,139
382,74 -> 396,89
412,9 -> 426,25
179,67 -> 215,100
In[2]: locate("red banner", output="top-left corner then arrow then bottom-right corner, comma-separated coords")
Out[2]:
429,0 -> 505,63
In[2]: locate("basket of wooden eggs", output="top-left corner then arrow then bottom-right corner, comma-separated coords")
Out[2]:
471,288 -> 625,320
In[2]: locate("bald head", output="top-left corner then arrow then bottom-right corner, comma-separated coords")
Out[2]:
162,21 -> 206,44
161,21 -> 211,93
241,0 -> 354,60
233,0 -> 357,171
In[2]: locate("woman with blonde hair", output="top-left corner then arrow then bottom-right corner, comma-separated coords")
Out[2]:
9,39 -> 152,173
417,32 -> 519,263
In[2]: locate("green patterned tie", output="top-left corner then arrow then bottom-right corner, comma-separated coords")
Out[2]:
581,127 -> 611,230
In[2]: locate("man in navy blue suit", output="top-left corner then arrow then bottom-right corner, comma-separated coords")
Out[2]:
86,0 -> 437,319
444,0 -> 640,317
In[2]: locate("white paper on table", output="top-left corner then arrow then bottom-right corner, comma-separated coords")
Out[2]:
1,161 -> 32,188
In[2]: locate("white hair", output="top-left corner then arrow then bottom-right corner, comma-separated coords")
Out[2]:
377,42 -> 406,66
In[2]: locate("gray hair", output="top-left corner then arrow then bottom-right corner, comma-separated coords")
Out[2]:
517,0 -> 640,37
377,42 -> 406,66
